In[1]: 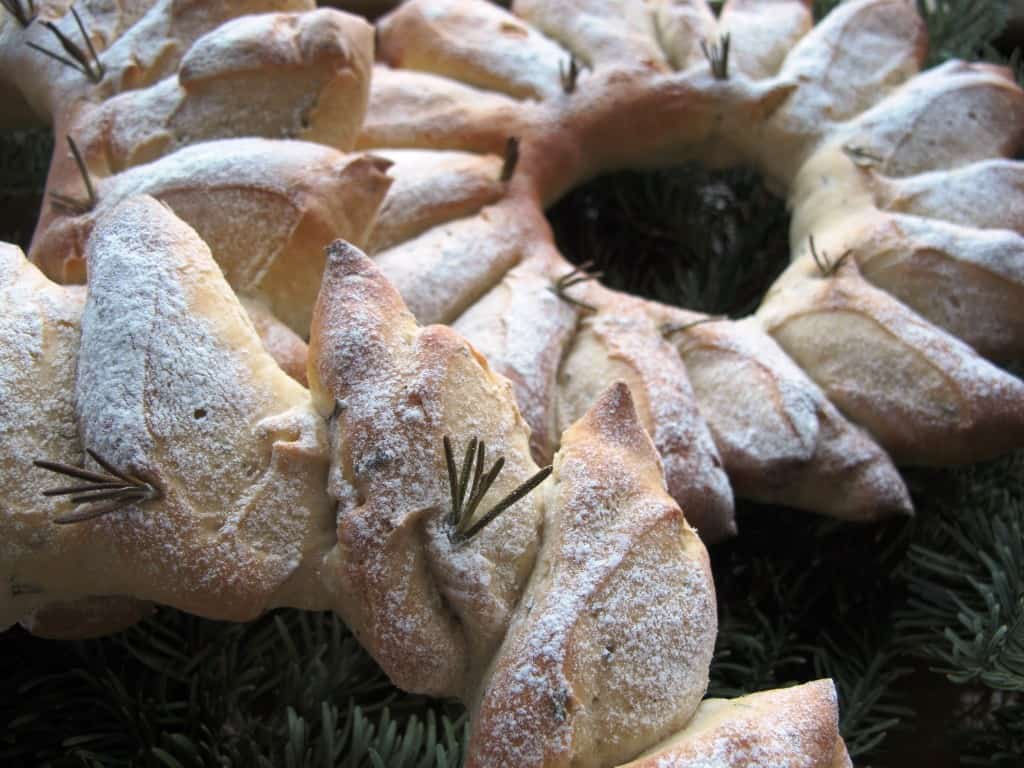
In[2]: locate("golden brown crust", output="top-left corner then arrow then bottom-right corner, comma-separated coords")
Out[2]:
850,211 -> 1024,361
58,8 -> 373,183
661,311 -> 911,521
372,199 -> 531,325
454,250 -> 580,465
358,64 -> 532,155
618,679 -> 842,768
468,382 -> 716,768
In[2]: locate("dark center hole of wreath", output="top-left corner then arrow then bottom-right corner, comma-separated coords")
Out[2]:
547,165 -> 791,318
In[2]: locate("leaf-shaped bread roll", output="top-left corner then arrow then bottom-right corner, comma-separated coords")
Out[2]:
372,201 -> 531,325
659,310 -> 911,521
378,0 -> 566,100
366,148 -> 505,253
758,258 -> 1024,465
851,212 -> 1024,361
837,60 -> 1024,179
648,0 -> 718,72
61,8 -> 374,180
309,241 -> 545,699
71,195 -> 335,620
754,0 -> 926,182
557,290 -> 735,542
618,679 -> 849,768
866,160 -> 1024,234
0,0 -> 315,122
468,382 -> 716,768
0,242 -> 156,637
31,138 -> 392,334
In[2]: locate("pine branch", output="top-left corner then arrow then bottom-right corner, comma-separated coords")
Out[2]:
0,609 -> 465,767
915,0 -> 1009,67
897,456 -> 1024,693
810,630 -> 913,758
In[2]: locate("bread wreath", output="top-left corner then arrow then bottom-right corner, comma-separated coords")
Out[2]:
2,0 -> 1023,765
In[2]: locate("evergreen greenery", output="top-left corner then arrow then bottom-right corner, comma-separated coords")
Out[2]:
2,1 -> 1023,766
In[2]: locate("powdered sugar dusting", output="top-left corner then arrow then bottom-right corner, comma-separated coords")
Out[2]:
470,386 -> 716,767
76,196 -> 331,620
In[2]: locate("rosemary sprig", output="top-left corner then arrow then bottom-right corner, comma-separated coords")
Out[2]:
442,435 -> 551,544
660,316 -> 726,337
49,135 -> 96,215
35,449 -> 159,524
1,0 -> 36,27
25,5 -> 104,84
560,56 -> 581,94
550,260 -> 602,312
500,136 -> 519,182
842,143 -> 883,168
808,235 -> 850,278
700,33 -> 731,80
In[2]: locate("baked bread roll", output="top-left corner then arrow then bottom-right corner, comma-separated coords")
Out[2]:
759,256 -> 1024,465
357,64 -> 530,155
371,199 -> 535,325
866,159 -> 1024,233
31,138 -> 393,333
649,0 -> 718,72
657,309 -> 912,521
66,195 -> 335,620
747,0 -> 927,183
378,0 -> 567,100
468,382 -> 716,768
309,241 -> 545,699
366,148 -> 505,253
556,288 -> 736,542
716,0 -> 813,82
0,0 -> 315,122
514,0 -> 670,72
619,679 -> 850,768
240,297 -> 310,387
849,212 -> 1024,361
59,8 -> 374,180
